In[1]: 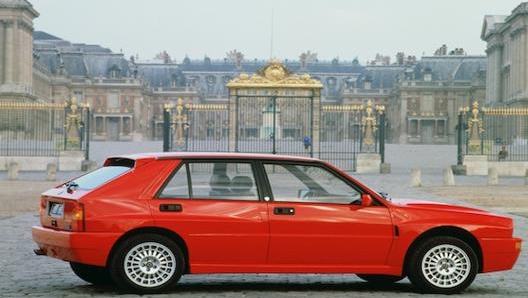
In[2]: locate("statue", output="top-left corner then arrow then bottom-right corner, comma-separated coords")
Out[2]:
299,51 -> 317,69
467,101 -> 484,141
172,98 -> 190,147
362,100 -> 377,148
64,97 -> 83,148
466,101 -> 484,154
226,49 -> 244,69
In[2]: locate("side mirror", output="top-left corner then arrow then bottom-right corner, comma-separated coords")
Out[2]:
361,193 -> 374,207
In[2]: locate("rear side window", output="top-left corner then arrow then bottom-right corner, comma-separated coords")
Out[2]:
66,160 -> 133,190
159,161 -> 258,201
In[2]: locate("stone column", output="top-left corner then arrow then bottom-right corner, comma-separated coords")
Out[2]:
0,21 -> 5,83
521,27 -> 528,96
22,21 -> 31,86
417,119 -> 421,143
4,21 -> 14,83
399,98 -> 408,143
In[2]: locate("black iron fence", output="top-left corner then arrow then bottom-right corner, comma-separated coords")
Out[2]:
456,102 -> 528,162
163,99 -> 387,171
234,95 -> 314,157
0,101 -> 90,158
320,104 -> 386,170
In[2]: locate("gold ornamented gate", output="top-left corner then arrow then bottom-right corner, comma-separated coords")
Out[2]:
163,61 -> 387,171
227,60 -> 323,157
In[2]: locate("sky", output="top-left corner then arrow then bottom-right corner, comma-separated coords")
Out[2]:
29,0 -> 524,64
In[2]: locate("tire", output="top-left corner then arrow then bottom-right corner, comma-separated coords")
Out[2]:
407,236 -> 478,294
109,234 -> 185,294
356,274 -> 404,284
70,262 -> 113,285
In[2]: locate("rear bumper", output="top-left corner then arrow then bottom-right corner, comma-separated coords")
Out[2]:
480,237 -> 522,272
31,225 -> 121,267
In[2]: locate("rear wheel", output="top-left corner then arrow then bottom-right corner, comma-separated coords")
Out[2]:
407,236 -> 478,294
109,234 -> 184,294
70,262 -> 113,285
356,274 -> 404,284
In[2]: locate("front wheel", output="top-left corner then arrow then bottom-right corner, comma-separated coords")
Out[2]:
407,236 -> 478,294
109,234 -> 185,294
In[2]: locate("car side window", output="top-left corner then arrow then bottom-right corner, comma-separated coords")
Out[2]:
159,164 -> 190,198
264,163 -> 361,204
159,161 -> 258,201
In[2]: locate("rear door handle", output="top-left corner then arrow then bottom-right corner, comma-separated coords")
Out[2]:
159,204 -> 182,212
274,207 -> 295,215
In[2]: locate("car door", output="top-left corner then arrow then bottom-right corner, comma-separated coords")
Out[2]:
263,162 -> 394,270
150,160 -> 269,272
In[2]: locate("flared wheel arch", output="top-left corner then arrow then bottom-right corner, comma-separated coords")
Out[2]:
403,226 -> 483,276
107,227 -> 190,274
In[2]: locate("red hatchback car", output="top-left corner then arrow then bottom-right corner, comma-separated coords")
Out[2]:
32,152 -> 522,294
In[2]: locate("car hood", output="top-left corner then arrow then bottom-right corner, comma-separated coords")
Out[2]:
389,198 -> 491,215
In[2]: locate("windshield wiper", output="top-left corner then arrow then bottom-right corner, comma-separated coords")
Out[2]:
379,191 -> 391,201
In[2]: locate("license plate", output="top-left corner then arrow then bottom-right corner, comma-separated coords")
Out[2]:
48,202 -> 64,218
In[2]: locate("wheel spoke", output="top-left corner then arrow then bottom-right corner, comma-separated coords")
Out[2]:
421,244 -> 471,288
123,241 -> 177,288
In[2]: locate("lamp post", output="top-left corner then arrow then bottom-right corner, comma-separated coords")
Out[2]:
162,103 -> 172,152
83,103 -> 90,160
272,94 -> 277,154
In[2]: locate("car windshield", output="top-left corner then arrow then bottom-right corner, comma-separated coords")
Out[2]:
64,165 -> 131,190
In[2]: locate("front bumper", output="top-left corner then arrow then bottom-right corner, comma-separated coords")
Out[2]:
480,237 -> 522,272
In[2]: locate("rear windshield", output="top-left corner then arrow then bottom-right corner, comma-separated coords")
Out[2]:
65,162 -> 133,190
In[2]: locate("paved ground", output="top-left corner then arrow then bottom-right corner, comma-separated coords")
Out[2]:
0,143 -> 527,297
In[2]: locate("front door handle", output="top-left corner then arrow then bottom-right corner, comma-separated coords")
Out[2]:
274,207 -> 295,215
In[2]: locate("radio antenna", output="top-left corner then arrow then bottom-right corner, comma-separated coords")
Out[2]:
270,9 -> 274,59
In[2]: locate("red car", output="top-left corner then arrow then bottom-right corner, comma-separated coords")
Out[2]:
32,152 -> 522,294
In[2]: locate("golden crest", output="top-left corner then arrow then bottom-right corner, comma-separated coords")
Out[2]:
262,61 -> 288,81
226,60 -> 322,89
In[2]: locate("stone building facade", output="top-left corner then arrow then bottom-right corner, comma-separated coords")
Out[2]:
0,0 -> 488,145
391,55 -> 486,144
482,2 -> 528,108
0,0 -> 38,102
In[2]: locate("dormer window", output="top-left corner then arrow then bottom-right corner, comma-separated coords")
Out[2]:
364,75 -> 372,90
423,67 -> 432,81
424,73 -> 432,81
108,64 -> 121,78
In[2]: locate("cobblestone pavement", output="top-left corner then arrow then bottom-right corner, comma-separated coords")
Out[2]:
0,174 -> 526,298
1,212 -> 526,298
1,143 -> 527,297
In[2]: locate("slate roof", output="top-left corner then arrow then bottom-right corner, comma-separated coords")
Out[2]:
136,63 -> 181,87
31,30 -> 485,90
364,66 -> 406,88
414,56 -> 486,81
33,31 -> 130,78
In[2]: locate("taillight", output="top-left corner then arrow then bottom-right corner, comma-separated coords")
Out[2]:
40,197 -> 46,211
39,197 -> 47,226
64,202 -> 85,231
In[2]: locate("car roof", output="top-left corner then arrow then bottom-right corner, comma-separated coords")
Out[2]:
109,152 -> 320,163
